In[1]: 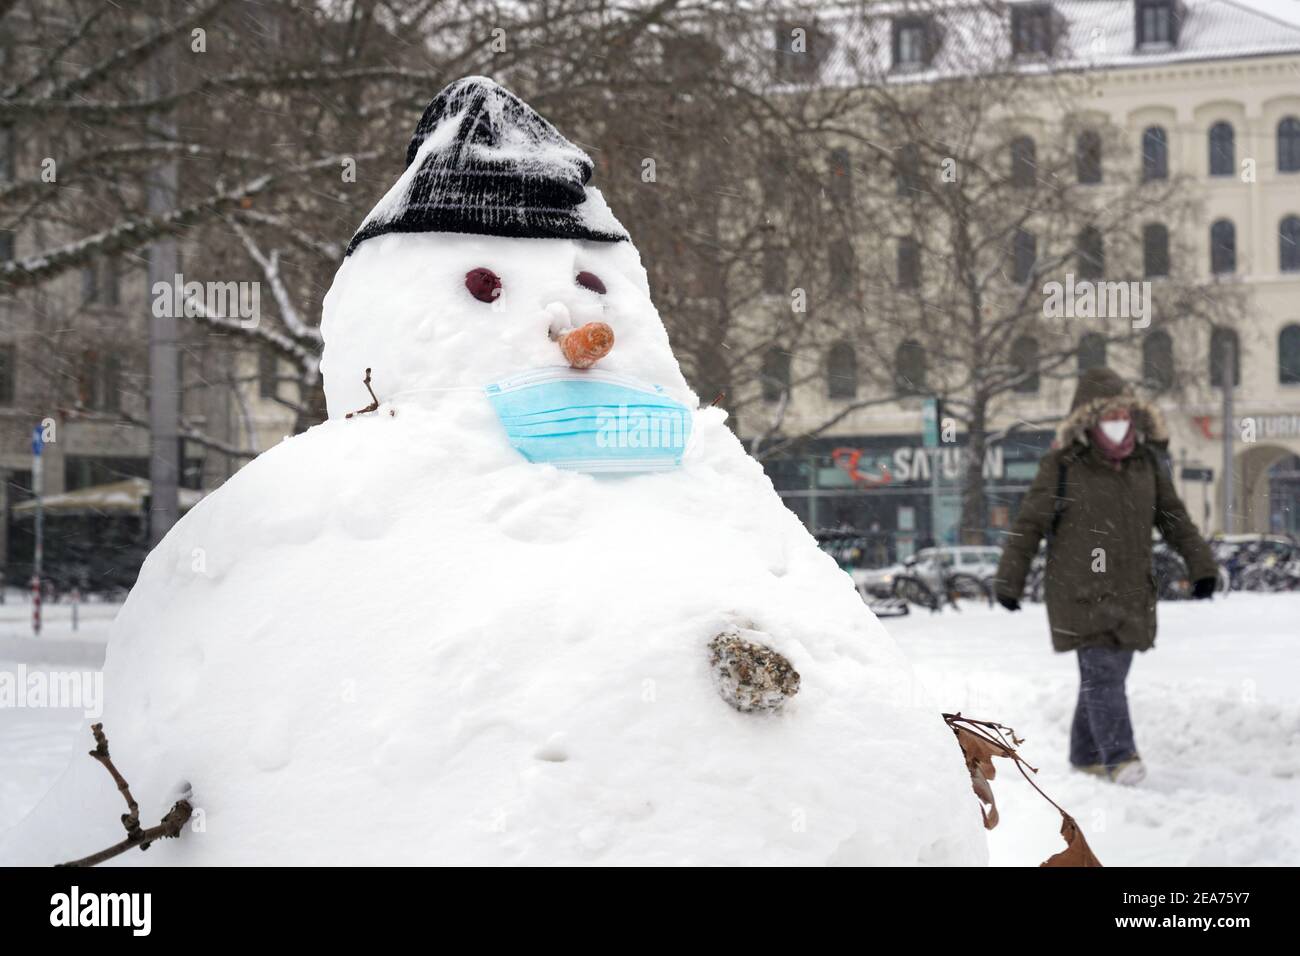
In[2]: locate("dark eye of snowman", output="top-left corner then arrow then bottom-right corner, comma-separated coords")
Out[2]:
465,268 -> 501,303
575,271 -> 607,294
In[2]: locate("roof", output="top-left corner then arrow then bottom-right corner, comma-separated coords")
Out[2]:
789,0 -> 1300,87
12,478 -> 206,517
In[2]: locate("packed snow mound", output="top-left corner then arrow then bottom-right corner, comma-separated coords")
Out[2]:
2,402 -> 986,865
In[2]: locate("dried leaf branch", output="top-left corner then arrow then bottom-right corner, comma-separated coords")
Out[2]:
56,723 -> 192,868
345,367 -> 381,419
943,712 -> 1102,867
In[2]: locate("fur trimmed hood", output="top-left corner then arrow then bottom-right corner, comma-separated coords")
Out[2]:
1056,367 -> 1168,448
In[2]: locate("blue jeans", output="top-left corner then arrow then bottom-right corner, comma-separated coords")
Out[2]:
1070,646 -> 1138,769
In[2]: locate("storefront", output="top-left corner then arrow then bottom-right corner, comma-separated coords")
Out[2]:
763,429 -> 1056,564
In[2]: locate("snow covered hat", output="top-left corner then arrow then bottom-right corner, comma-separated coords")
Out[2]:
346,76 -> 629,255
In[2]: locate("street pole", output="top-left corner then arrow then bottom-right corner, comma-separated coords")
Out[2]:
30,424 -> 43,636
922,397 -> 940,545
146,8 -> 180,547
1221,336 -> 1235,535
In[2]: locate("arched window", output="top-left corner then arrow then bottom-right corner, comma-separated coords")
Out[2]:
1078,332 -> 1107,371
1279,116 -> 1300,173
1143,330 -> 1174,391
1076,130 -> 1102,184
827,342 -> 858,398
1143,222 -> 1169,277
1281,215 -> 1300,272
1077,226 -> 1104,279
1010,136 -> 1036,188
895,339 -> 927,394
1142,126 -> 1168,181
1279,324 -> 1300,385
1209,327 -> 1240,387
761,348 -> 791,402
1209,121 -> 1234,177
1210,219 -> 1236,274
1012,228 -> 1037,284
1011,335 -> 1039,393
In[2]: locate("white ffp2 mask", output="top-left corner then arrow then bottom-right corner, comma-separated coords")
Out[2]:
1099,420 -> 1131,444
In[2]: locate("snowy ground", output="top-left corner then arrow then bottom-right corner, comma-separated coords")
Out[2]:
0,598 -> 112,832
888,592 -> 1300,866
2,592 -> 1297,865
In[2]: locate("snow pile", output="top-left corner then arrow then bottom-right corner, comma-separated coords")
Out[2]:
891,597 -> 1300,866
3,397 -> 985,865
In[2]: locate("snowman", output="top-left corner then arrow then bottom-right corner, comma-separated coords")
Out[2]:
3,78 -> 985,866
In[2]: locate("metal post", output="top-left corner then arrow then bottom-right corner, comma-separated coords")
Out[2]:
146,6 -> 180,546
931,447 -> 941,545
1221,337 -> 1235,535
30,424 -> 43,636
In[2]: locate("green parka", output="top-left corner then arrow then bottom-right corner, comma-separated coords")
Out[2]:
994,368 -> 1218,652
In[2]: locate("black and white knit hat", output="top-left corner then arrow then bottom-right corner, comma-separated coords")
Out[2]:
346,76 -> 629,255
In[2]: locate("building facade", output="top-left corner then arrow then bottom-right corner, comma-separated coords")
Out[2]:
748,0 -> 1300,559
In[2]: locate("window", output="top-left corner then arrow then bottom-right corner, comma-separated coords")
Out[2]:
1076,130 -> 1102,184
1142,126 -> 1168,181
0,230 -> 12,262
1209,122 -> 1234,177
774,24 -> 826,82
761,149 -> 789,210
0,124 -> 13,182
0,343 -> 14,405
1209,327 -> 1240,387
1011,336 -> 1040,393
1012,228 -> 1037,284
1280,117 -> 1300,173
1210,219 -> 1236,275
81,265 -> 98,304
897,237 -> 920,289
828,147 -> 852,205
79,350 -> 120,411
1279,324 -> 1300,385
100,353 -> 121,412
1077,226 -> 1104,279
1011,4 -> 1053,56
81,258 -> 120,307
1136,0 -> 1178,48
1282,216 -> 1300,272
1078,332 -> 1107,372
762,247 -> 787,294
259,348 -> 279,399
895,340 -> 926,393
893,18 -> 931,70
896,143 -> 921,196
1143,330 -> 1174,391
827,342 -> 857,399
829,239 -> 855,295
1143,223 -> 1169,277
761,348 -> 791,402
1010,136 -> 1036,188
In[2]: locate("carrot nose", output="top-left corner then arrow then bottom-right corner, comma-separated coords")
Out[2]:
558,321 -> 614,369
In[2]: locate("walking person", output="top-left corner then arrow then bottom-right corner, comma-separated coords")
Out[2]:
994,368 -> 1218,785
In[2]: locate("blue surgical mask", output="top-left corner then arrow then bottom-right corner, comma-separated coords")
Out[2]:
485,367 -> 693,473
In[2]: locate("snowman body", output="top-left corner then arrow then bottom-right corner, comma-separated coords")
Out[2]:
1,80 -> 987,866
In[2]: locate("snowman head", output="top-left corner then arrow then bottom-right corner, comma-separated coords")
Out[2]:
320,77 -> 693,419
